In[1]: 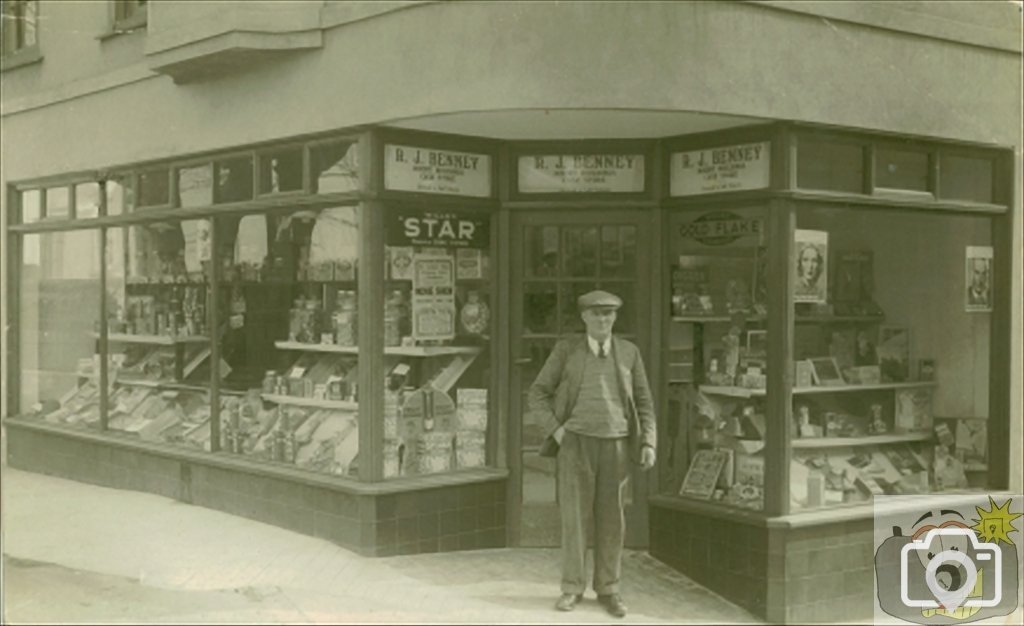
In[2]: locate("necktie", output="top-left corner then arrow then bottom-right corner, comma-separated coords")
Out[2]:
598,344 -> 607,358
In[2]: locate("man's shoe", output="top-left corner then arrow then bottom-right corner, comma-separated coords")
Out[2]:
555,593 -> 583,611
598,594 -> 627,617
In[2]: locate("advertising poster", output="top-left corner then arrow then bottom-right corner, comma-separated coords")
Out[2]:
412,255 -> 455,342
965,245 -> 993,312
794,229 -> 828,304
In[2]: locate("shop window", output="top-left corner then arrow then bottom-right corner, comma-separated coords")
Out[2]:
1,0 -> 38,59
20,189 -> 40,223
44,186 -> 70,219
112,0 -> 147,31
193,206 -> 363,476
940,154 -> 994,204
177,164 -> 214,208
788,207 -> 992,510
101,221 -> 220,448
259,148 -> 304,195
104,174 -> 133,216
17,230 -> 102,429
215,156 -> 254,204
663,208 -> 768,511
137,168 -> 170,208
310,140 -> 359,194
796,136 -> 864,193
382,206 -> 493,478
874,147 -> 930,194
75,182 -> 101,219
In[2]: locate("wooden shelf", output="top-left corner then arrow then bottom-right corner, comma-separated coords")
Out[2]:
274,340 -> 483,357
671,315 -> 884,324
97,333 -> 210,345
699,381 -> 936,398
793,432 -> 932,449
261,394 -> 357,411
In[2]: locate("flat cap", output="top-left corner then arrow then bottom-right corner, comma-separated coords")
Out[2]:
578,290 -> 623,311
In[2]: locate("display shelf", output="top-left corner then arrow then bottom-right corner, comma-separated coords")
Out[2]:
261,394 -> 358,411
699,381 -> 936,398
792,432 -> 931,449
274,340 -> 482,357
97,333 -> 210,345
114,379 -> 245,396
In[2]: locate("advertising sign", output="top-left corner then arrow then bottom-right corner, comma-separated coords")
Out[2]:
412,255 -> 456,342
518,154 -> 645,193
671,142 -> 770,196
384,144 -> 491,197
387,208 -> 490,249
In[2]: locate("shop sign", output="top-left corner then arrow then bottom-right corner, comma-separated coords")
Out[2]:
387,208 -> 490,249
670,142 -> 770,196
412,254 -> 456,342
678,211 -> 763,247
518,154 -> 645,193
384,144 -> 491,197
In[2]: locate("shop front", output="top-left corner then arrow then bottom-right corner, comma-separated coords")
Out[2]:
3,121 -> 1016,622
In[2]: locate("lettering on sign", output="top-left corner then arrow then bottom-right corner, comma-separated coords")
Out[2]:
678,211 -> 764,247
388,208 -> 490,249
670,142 -> 770,196
385,144 -> 491,197
518,154 -> 645,193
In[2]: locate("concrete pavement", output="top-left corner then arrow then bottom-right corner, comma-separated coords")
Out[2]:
1,467 -> 761,624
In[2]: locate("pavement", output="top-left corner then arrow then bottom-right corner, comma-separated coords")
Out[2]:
1,467 -> 763,624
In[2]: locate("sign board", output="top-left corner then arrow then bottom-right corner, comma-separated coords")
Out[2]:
518,154 -> 645,193
670,142 -> 770,196
387,208 -> 490,249
384,144 -> 491,197
412,255 -> 456,342
677,210 -> 764,247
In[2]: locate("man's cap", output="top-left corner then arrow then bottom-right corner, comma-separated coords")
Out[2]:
578,290 -> 622,311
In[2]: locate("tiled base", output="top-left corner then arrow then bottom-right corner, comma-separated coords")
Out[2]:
5,422 -> 506,557
650,503 -> 875,624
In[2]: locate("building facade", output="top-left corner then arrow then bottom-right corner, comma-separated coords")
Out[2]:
2,2 -> 1022,623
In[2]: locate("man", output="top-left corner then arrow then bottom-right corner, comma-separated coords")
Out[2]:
967,258 -> 990,307
527,290 -> 656,618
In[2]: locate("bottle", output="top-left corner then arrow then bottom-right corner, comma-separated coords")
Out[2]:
384,289 -> 404,347
288,297 -> 304,341
262,371 -> 277,395
460,290 -> 489,336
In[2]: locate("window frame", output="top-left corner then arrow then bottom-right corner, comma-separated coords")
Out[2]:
111,0 -> 148,33
0,0 -> 42,71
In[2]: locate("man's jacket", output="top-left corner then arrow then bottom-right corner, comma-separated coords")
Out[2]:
527,335 -> 656,460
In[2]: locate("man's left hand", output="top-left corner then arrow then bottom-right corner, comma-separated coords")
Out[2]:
640,446 -> 656,470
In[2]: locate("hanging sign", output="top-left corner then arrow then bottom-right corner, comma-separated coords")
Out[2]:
412,255 -> 456,342
518,154 -> 645,193
387,208 -> 490,249
384,144 -> 491,197
670,142 -> 770,196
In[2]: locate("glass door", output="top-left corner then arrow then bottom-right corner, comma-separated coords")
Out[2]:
509,211 -> 651,547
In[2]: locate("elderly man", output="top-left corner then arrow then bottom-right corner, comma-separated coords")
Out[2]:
527,290 -> 656,618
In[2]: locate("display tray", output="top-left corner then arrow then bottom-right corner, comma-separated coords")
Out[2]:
260,393 -> 358,411
699,381 -> 936,397
96,333 -> 210,345
791,432 -> 931,449
274,340 -> 483,357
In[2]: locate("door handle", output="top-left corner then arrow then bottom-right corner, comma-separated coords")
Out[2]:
514,357 -> 533,366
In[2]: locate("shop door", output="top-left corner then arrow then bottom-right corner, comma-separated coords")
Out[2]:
510,211 -> 652,548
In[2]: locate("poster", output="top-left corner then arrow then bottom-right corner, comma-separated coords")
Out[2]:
412,255 -> 455,342
965,245 -> 993,312
794,229 -> 828,304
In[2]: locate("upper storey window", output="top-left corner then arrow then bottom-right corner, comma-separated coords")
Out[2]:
113,0 -> 147,32
1,0 -> 39,60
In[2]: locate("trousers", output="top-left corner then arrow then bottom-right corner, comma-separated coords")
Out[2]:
557,430 -> 630,595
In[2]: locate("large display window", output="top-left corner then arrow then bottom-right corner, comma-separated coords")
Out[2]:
381,205 -> 493,478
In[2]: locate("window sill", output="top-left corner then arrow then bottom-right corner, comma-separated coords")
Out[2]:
1,47 -> 43,72
98,15 -> 148,41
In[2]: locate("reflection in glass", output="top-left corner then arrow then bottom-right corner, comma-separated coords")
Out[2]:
260,148 -> 304,194
311,141 -> 359,193
18,231 -> 101,428
45,186 -> 70,219
559,282 -> 596,333
526,226 -> 560,277
105,176 -> 132,216
524,283 -> 558,334
138,169 -> 170,208
875,148 -> 929,192
215,157 -> 254,204
797,137 -> 864,193
177,164 -> 214,208
21,189 -> 41,223
75,183 -> 101,219
601,226 -> 636,278
562,226 -> 599,277
940,155 -> 993,203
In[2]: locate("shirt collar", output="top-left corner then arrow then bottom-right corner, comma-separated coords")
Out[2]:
587,335 -> 612,357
